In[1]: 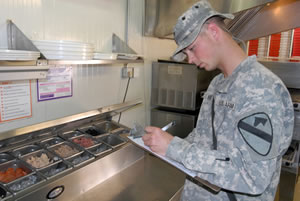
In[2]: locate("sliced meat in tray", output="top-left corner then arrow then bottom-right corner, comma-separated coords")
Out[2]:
47,141 -> 81,159
21,149 -> 61,170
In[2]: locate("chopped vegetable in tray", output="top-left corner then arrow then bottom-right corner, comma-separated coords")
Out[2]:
0,168 -> 27,183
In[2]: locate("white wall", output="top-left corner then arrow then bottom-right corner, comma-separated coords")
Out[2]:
0,0 -> 177,133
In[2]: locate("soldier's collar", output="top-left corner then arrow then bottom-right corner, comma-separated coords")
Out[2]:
215,56 -> 257,93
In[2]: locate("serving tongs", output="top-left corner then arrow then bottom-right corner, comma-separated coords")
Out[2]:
129,121 -> 176,138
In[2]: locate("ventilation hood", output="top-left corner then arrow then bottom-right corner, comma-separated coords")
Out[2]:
144,0 -> 300,41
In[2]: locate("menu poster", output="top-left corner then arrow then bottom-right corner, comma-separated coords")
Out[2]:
0,80 -> 32,123
37,66 -> 73,101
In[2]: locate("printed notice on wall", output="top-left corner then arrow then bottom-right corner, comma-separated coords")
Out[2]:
0,80 -> 32,123
37,66 -> 72,101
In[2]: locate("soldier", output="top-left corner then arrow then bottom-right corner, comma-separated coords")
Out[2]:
142,0 -> 294,200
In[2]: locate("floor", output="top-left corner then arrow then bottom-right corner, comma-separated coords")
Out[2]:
293,178 -> 300,201
275,168 -> 300,201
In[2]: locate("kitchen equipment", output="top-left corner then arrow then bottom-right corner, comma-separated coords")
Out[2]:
151,60 -> 218,138
152,61 -> 218,111
0,100 -> 186,200
151,108 -> 198,138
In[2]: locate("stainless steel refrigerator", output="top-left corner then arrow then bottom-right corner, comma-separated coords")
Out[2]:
151,60 -> 219,138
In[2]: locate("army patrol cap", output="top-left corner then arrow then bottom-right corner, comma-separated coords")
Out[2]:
172,0 -> 234,61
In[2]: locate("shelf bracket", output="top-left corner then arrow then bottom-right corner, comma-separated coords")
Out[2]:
1,19 -> 46,59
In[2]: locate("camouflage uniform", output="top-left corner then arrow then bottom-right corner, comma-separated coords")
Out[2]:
166,55 -> 294,200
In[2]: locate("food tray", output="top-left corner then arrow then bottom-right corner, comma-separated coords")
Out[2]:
59,130 -> 83,140
70,134 -> 100,149
34,131 -> 54,140
11,145 -> 42,158
98,135 -> 126,148
0,160 -> 33,184
0,134 -> 33,150
65,151 -> 94,167
6,134 -> 33,146
87,143 -> 112,156
0,153 -> 15,165
21,149 -> 61,170
94,121 -> 124,134
39,137 -> 65,148
78,125 -> 107,137
7,173 -> 45,194
47,142 -> 81,159
39,161 -> 72,179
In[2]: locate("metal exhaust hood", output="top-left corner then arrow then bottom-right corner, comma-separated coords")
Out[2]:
144,0 -> 300,41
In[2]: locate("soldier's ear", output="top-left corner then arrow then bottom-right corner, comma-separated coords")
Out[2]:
206,23 -> 219,41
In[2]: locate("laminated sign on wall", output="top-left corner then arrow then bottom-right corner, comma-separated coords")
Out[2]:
0,80 -> 32,123
37,66 -> 73,101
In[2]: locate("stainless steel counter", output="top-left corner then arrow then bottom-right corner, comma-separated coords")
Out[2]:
16,143 -> 185,201
0,101 -> 185,200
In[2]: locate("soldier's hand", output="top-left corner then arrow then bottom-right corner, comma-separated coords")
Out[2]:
142,126 -> 174,156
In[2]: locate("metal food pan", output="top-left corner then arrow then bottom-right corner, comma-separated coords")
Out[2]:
59,130 -> 84,140
11,145 -> 42,158
94,121 -> 124,134
98,135 -> 126,148
87,143 -> 112,156
21,149 -> 61,170
39,137 -> 65,148
78,125 -> 107,137
7,173 -> 45,194
0,153 -> 15,165
48,142 -> 81,159
34,132 -> 54,140
6,134 -> 33,146
0,184 -> 12,200
38,161 -> 72,179
0,160 -> 33,184
0,134 -> 32,150
65,151 -> 94,167
69,134 -> 100,149
0,141 -> 6,150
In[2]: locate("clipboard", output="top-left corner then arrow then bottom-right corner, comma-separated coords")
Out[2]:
127,136 -> 221,193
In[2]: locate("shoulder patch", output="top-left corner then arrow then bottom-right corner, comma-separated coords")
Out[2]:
238,112 -> 273,156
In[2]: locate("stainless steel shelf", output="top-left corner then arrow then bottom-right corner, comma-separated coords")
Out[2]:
0,59 -> 143,81
47,59 -> 144,65
0,59 -> 143,66
0,65 -> 49,81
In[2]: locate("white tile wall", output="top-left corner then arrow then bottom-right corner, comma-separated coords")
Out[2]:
0,0 -> 177,133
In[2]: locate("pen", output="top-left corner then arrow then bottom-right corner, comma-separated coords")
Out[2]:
130,121 -> 176,138
161,121 -> 176,131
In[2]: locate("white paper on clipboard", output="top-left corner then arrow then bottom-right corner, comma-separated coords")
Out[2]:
127,136 -> 222,193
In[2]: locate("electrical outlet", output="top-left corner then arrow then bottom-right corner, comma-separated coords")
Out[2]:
122,67 -> 134,78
